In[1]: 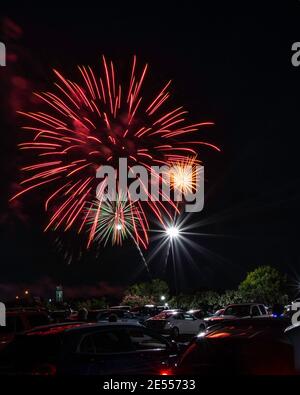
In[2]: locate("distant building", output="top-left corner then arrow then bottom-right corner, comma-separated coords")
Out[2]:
56,285 -> 63,303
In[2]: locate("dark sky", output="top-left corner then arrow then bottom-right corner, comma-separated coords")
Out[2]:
1,1 -> 300,299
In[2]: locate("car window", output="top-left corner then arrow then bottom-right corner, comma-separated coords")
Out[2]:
173,313 -> 184,320
97,311 -> 119,320
154,312 -> 173,319
195,311 -> 205,319
27,314 -> 49,328
259,305 -> 267,315
79,330 -> 134,354
123,312 -> 134,319
126,328 -> 167,350
114,311 -> 124,318
183,313 -> 195,321
224,305 -> 251,317
251,306 -> 260,316
80,334 -> 95,353
97,312 -> 109,320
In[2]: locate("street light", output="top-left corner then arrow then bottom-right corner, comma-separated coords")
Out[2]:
165,224 -> 181,307
24,290 -> 29,295
160,295 -> 166,301
165,225 -> 180,239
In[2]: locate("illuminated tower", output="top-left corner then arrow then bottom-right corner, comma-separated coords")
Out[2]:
56,285 -> 63,303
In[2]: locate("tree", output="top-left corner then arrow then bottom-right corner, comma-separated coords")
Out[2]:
168,294 -> 194,309
122,294 -> 155,308
238,266 -> 287,305
218,290 -> 243,307
75,297 -> 107,311
191,291 -> 220,309
123,279 -> 170,306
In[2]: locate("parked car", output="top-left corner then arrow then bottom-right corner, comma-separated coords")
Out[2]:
187,309 -> 206,320
49,310 -> 68,323
0,323 -> 179,375
131,306 -> 175,324
110,306 -> 131,311
0,309 -> 50,351
87,310 -> 107,322
175,317 -> 297,375
205,303 -> 268,327
131,306 -> 162,324
145,311 -> 206,338
213,308 -> 225,316
96,309 -> 139,324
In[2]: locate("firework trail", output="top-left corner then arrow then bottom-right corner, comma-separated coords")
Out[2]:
87,194 -> 150,273
131,235 -> 151,275
10,56 -> 218,249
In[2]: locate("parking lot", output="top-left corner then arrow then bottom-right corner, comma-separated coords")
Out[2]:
0,303 -> 299,375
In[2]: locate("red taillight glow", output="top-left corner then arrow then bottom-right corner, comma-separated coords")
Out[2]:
160,369 -> 173,375
206,331 -> 231,339
32,364 -> 57,376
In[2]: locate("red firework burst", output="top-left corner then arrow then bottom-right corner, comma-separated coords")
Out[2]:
10,56 -> 219,249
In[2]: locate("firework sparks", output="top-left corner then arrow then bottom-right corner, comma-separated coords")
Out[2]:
169,156 -> 201,195
11,56 -> 218,248
87,193 -> 150,273
86,193 -> 145,247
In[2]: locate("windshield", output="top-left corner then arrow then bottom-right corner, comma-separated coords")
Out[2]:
153,312 -> 175,319
223,305 -> 251,317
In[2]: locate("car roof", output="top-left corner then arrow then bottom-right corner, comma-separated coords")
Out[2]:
23,322 -> 143,336
98,309 -> 130,313
203,317 -> 290,333
225,303 -> 259,307
197,317 -> 290,341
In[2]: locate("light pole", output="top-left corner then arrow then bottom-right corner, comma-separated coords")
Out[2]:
165,225 -> 180,307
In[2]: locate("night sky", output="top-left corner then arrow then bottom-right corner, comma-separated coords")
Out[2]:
1,1 -> 300,299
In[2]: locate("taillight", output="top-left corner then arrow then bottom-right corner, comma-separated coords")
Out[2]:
160,369 -> 173,375
32,363 -> 57,376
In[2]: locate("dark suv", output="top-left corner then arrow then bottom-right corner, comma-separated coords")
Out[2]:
0,309 -> 50,351
205,303 -> 268,327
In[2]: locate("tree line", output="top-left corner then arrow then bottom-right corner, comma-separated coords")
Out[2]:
121,266 -> 290,310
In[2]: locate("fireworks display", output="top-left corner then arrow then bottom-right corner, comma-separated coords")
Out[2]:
86,193 -> 144,247
10,56 -> 218,249
169,156 -> 201,196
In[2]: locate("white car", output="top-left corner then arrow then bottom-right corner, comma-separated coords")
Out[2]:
145,311 -> 206,338
96,309 -> 139,324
